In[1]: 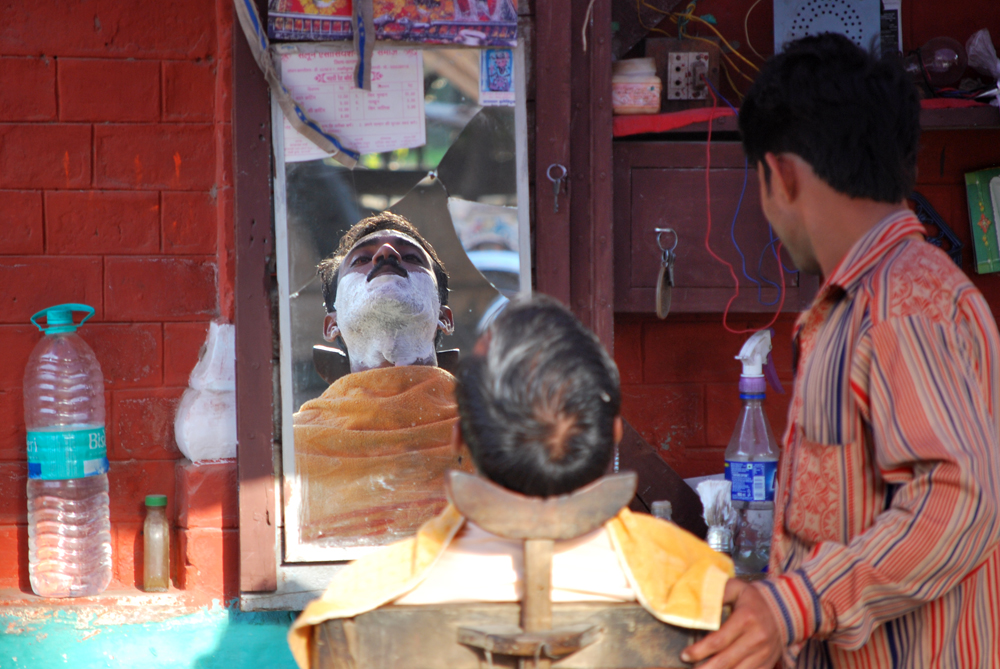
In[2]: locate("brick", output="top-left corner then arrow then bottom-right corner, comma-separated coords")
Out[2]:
0,326 -> 39,388
216,186 -> 235,322
0,190 -> 44,254
0,525 -> 29,588
0,57 -> 56,121
643,319 -> 756,384
621,384 -> 705,452
2,0 -> 216,59
0,462 -> 27,524
0,256 -> 103,323
94,124 -> 216,190
178,527 -> 238,598
613,314 -> 643,385
216,123 -> 233,187
85,323 -> 163,389
111,388 -> 184,461
662,446 -> 726,480
705,383 -> 792,448
112,521 -> 143,587
164,322 -> 209,386
0,124 -> 91,189
215,1 -> 234,126
0,388 -> 25,461
162,191 -> 216,254
176,459 -> 237,530
108,459 -> 177,524
106,257 -> 218,321
45,191 -> 160,254
163,61 -> 214,122
58,59 -> 159,122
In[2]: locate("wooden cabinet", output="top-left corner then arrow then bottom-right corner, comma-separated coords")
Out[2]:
613,141 -> 818,313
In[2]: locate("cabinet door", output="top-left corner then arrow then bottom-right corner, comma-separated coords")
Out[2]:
614,142 -> 818,313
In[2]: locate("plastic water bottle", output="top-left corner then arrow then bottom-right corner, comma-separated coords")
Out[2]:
725,330 -> 780,576
24,304 -> 111,597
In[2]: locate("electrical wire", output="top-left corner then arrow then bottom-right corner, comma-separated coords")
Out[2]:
744,0 -> 766,62
703,78 -> 785,333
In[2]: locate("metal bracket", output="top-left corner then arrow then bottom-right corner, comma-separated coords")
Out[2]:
910,191 -> 963,268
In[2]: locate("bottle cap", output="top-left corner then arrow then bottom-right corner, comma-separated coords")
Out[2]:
145,494 -> 168,507
30,303 -> 95,335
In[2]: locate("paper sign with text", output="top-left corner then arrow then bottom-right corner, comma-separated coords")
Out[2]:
281,48 -> 426,162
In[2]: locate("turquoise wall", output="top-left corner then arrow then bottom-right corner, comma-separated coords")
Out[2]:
0,605 -> 298,668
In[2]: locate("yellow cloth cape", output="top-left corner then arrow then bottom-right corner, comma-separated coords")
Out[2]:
288,504 -> 734,669
292,365 -> 472,544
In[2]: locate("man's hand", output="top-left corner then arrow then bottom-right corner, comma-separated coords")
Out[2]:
680,578 -> 784,669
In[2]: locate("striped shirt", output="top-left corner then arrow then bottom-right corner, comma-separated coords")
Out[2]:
754,210 -> 1000,668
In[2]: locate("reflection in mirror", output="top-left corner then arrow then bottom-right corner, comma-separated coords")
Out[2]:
277,48 -> 525,557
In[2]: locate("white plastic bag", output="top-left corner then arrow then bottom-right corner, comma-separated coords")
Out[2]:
174,322 -> 238,462
967,29 -> 1000,107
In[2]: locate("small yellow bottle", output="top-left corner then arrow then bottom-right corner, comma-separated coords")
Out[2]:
143,494 -> 170,592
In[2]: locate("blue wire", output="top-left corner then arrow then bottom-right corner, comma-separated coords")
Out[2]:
702,77 -> 765,297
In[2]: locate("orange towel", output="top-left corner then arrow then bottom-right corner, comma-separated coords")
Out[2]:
288,504 -> 734,669
292,365 -> 473,545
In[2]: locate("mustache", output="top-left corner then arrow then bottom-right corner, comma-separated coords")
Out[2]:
366,257 -> 408,282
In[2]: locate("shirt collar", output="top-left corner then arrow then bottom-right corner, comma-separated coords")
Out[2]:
822,209 -> 925,296
793,209 -> 925,334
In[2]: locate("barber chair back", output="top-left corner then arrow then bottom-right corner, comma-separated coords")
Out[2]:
312,470 -> 707,669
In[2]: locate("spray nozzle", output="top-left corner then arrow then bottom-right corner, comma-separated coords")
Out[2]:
736,329 -> 784,395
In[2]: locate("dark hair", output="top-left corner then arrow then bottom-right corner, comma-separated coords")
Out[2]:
454,295 -> 621,498
739,33 -> 920,203
317,211 -> 449,311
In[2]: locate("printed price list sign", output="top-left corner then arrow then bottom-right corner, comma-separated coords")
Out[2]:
280,48 -> 426,162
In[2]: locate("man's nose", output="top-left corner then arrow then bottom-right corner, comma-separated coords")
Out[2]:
372,243 -> 402,265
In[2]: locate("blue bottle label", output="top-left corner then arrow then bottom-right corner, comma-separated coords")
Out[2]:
26,427 -> 109,480
725,460 -> 777,503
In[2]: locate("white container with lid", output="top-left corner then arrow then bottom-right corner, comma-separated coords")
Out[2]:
612,58 -> 661,115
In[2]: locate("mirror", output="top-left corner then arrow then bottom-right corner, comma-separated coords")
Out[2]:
274,47 -> 529,561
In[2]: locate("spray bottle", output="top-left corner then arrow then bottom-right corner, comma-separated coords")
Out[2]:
725,330 -> 781,576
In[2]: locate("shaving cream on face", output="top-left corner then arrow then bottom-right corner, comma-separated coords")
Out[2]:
334,270 -> 441,371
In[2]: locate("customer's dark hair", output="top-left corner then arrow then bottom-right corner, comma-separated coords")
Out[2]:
317,211 -> 449,311
739,33 -> 920,203
455,295 -> 621,498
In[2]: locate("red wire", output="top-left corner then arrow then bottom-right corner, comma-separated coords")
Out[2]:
703,79 -> 786,334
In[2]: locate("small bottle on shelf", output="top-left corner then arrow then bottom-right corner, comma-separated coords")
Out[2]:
143,494 -> 170,592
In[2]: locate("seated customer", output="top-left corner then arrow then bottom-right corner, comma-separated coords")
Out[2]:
293,211 -> 472,546
288,296 -> 734,668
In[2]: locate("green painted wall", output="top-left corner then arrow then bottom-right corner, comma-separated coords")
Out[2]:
0,605 -> 298,668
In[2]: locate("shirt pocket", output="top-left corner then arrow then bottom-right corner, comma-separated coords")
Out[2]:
784,436 -> 849,546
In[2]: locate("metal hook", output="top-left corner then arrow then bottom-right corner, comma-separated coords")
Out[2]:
654,228 -> 678,253
546,163 -> 567,183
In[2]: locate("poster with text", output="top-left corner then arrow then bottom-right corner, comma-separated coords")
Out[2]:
281,48 -> 426,161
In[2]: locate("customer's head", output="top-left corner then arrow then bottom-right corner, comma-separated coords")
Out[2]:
739,32 -> 920,203
454,295 -> 622,498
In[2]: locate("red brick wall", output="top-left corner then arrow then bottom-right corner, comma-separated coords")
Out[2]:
616,131 -> 1000,479
0,0 -> 236,598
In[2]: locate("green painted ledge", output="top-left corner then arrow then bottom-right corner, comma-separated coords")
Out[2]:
0,603 -> 299,668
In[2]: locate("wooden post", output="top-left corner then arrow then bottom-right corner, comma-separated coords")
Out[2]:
522,538 -> 554,669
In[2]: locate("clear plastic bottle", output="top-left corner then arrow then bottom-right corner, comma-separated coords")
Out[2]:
24,304 -> 111,598
143,495 -> 170,592
725,331 -> 779,576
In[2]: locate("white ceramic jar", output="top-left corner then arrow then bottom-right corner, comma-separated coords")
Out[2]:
612,58 -> 662,115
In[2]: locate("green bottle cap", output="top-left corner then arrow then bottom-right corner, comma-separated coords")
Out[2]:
145,494 -> 168,507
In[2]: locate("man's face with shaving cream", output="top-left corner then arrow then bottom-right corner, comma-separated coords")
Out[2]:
323,230 -> 454,365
